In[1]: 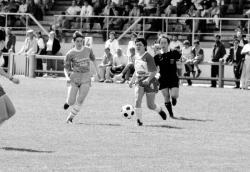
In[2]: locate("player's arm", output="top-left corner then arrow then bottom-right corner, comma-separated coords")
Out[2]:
64,53 -> 71,81
0,67 -> 19,84
89,49 -> 101,79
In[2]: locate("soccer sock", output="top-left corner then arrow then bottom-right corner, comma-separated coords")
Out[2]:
165,102 -> 173,117
70,104 -> 81,117
153,105 -> 161,113
135,108 -> 142,121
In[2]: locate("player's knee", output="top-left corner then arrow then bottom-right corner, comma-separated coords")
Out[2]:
68,99 -> 76,106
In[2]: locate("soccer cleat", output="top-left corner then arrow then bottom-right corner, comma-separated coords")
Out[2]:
192,71 -> 196,78
63,103 -> 69,110
137,119 -> 143,126
66,115 -> 74,123
172,98 -> 177,106
158,109 -> 167,120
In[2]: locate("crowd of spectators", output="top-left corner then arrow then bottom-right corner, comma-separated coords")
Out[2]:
0,0 -> 55,27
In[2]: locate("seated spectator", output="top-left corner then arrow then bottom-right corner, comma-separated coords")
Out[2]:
191,39 -> 204,78
126,32 -> 136,57
17,0 -> 28,26
27,0 -> 44,21
121,3 -> 131,29
65,0 -> 81,24
17,29 -> 37,55
181,40 -> 194,85
177,0 -> 192,16
164,0 -> 181,17
105,31 -> 119,56
7,0 -> 19,26
159,0 -> 171,14
99,47 -> 113,82
138,0 -> 157,16
76,0 -> 83,7
192,0 -> 203,10
79,0 -> 93,29
104,48 -> 127,83
208,1 -> 220,30
186,4 -> 200,33
114,47 -> 135,83
169,34 -> 183,51
128,3 -> 141,25
0,2 -> 8,26
45,31 -> 61,77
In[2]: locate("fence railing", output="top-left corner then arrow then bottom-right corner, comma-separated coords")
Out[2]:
0,12 -> 49,35
53,15 -> 250,43
2,53 -> 243,88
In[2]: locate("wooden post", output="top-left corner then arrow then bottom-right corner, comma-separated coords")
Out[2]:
218,60 -> 224,88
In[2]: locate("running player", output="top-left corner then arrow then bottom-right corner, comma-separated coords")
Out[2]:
63,31 -> 100,123
129,37 -> 167,126
154,35 -> 181,118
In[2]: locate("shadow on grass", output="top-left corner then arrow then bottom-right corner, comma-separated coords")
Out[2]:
172,116 -> 213,122
76,122 -> 122,127
144,124 -> 183,129
1,147 -> 54,153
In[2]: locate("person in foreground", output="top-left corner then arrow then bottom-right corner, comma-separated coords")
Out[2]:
63,31 -> 100,123
0,67 -> 19,126
129,37 -> 167,126
154,35 -> 181,118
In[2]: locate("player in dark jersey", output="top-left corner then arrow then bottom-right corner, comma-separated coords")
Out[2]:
154,35 -> 181,118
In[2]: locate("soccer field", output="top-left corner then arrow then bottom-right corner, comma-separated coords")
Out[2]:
0,77 -> 250,172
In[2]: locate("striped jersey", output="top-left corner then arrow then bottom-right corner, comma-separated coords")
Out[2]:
64,46 -> 95,73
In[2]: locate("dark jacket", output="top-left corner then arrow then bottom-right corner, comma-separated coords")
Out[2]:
5,34 -> 16,52
226,46 -> 244,64
51,38 -> 61,55
212,42 -> 226,62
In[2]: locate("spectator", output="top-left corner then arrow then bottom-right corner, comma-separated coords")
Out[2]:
210,34 -> 226,87
65,0 -> 81,24
208,1 -> 220,30
225,38 -> 244,89
7,0 -> 19,26
76,0 -> 83,7
169,34 -> 183,51
159,0 -> 171,14
36,31 -> 46,76
27,0 -> 43,21
121,3 -> 131,29
78,1 -> 94,30
191,39 -> 204,78
200,3 -> 210,32
114,47 -> 135,83
104,31 -> 119,56
92,0 -> 104,29
17,0 -> 28,26
138,0 -> 157,16
17,29 -> 37,55
182,40 -> 195,85
240,36 -> 250,90
2,28 -> 16,69
177,0 -> 192,16
45,31 -> 61,76
104,48 -> 127,83
126,32 -> 136,57
151,43 -> 161,56
235,31 -> 248,47
128,3 -> 141,25
164,0 -> 181,17
98,47 -> 113,82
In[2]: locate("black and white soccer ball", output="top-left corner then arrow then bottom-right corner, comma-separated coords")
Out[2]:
121,104 -> 135,119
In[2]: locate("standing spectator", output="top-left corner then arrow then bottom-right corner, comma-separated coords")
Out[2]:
225,38 -> 244,89
98,47 -> 113,82
126,32 -> 136,57
104,31 -> 119,56
104,48 -> 127,83
240,36 -> 250,90
182,40 -> 195,85
17,29 -> 37,55
36,31 -> 46,77
2,28 -> 16,69
210,34 -> 226,87
191,39 -> 204,78
46,31 -> 61,76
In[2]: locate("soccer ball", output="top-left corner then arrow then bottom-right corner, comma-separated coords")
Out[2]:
121,104 -> 135,119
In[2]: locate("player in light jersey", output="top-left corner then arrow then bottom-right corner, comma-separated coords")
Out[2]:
63,31 -> 100,123
0,66 -> 19,126
129,38 -> 167,126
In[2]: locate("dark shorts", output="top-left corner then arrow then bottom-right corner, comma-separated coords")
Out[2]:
159,77 -> 179,90
138,77 -> 159,93
110,66 -> 125,75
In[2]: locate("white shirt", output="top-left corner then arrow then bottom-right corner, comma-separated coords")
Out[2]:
46,39 -> 54,51
241,43 -> 250,59
37,38 -> 45,49
105,39 -> 119,56
67,6 -> 81,15
181,46 -> 193,60
18,4 -> 27,13
126,40 -> 136,57
113,54 -> 127,66
80,5 -> 93,17
171,0 -> 182,6
169,40 -> 183,50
